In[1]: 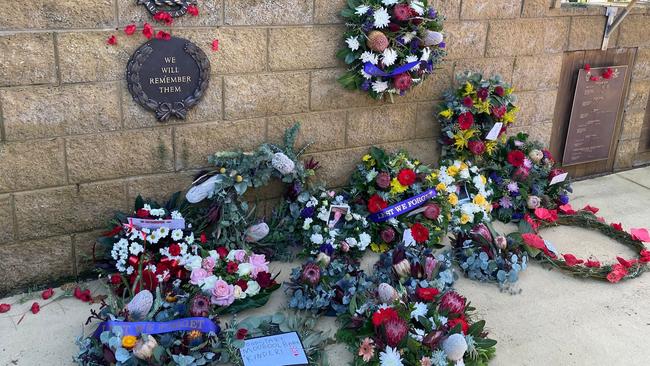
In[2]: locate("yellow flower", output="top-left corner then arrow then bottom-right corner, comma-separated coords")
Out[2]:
390,178 -> 408,195
447,165 -> 459,177
436,182 -> 447,192
370,242 -> 389,253
426,172 -> 438,183
219,167 -> 226,174
439,109 -> 453,119
473,194 -> 487,206
460,214 -> 471,224
122,335 -> 138,349
506,87 -> 514,95
414,160 -> 420,166
462,81 -> 474,96
480,175 -> 487,185
235,175 -> 243,183
460,162 -> 468,171
362,154 -> 375,167
453,129 -> 476,150
474,99 -> 490,114
485,141 -> 498,155
448,193 -> 458,206
502,107 -> 518,124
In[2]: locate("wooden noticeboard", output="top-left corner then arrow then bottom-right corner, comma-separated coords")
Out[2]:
562,66 -> 628,166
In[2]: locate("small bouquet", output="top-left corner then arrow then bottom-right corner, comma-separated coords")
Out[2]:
486,133 -> 572,223
348,147 -> 450,253
435,160 -> 493,234
338,0 -> 446,99
286,256 -> 373,316
438,72 -> 518,162
337,288 -> 497,366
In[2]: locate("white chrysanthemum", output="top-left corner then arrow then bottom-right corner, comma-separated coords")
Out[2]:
358,232 -> 371,250
420,47 -> 431,61
373,7 -> 390,28
379,346 -> 403,366
366,168 -> 379,182
360,68 -> 372,80
405,55 -> 420,70
170,210 -> 183,219
272,152 -> 296,175
303,217 -> 313,230
382,0 -> 398,5
310,233 -> 324,245
355,5 -> 370,15
382,48 -> 398,67
185,232 -> 195,245
360,51 -> 379,65
346,36 -> 360,51
372,80 -> 388,93
402,31 -> 417,44
410,302 -> 428,319
410,0 -> 425,15
410,328 -> 425,342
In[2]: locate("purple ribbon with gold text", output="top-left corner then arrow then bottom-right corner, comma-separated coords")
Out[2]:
93,317 -> 220,338
368,189 -> 437,223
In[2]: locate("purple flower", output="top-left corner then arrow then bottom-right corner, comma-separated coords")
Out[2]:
428,8 -> 437,18
396,36 -> 404,45
319,243 -> 334,256
362,21 -> 373,32
410,39 -> 421,53
512,212 -> 524,220
499,196 -> 513,209
507,182 -> 519,193
559,194 -> 569,205
361,80 -> 371,91
300,206 -> 315,218
439,41 -> 446,48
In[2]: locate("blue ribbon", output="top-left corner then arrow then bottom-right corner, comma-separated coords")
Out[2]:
363,61 -> 420,78
368,189 -> 437,223
93,317 -> 220,338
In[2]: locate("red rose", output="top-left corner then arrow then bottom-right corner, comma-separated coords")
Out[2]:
156,30 -> 171,41
124,24 -> 136,35
169,243 -> 181,257
0,303 -> 10,313
256,271 -> 275,288
200,232 -> 207,244
226,261 -> 239,274
462,96 -> 473,108
468,140 -> 485,155
31,302 -> 40,314
457,112 -> 474,130
110,274 -> 122,285
477,88 -> 489,101
397,169 -> 416,186
494,86 -> 505,96
136,208 -> 150,218
187,4 -> 199,16
507,150 -> 525,167
393,73 -> 412,91
563,254 -> 584,267
411,223 -> 429,244
368,194 -> 388,214
448,316 -> 469,334
106,35 -> 117,46
142,23 -> 154,39
416,287 -> 439,302
235,279 -> 248,292
393,4 -> 412,21
236,328 -> 248,340
41,288 -> 54,300
372,307 -> 399,327
216,246 -> 228,259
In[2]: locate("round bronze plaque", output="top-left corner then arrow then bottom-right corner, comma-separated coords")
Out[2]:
126,36 -> 210,122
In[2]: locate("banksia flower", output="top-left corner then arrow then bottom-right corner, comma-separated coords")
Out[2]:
367,31 -> 389,52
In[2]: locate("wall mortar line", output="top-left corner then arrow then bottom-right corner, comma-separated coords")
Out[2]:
52,32 -> 62,86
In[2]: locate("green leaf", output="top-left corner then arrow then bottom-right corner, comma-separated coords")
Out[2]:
468,320 -> 485,336
344,52 -> 357,65
134,195 -> 144,211
340,8 -> 354,18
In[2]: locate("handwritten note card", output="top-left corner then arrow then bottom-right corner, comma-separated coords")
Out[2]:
240,332 -> 308,366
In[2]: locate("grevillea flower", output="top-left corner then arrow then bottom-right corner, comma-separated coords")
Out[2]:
439,291 -> 466,314
383,317 -> 408,347
397,169 -> 416,186
368,194 -> 388,214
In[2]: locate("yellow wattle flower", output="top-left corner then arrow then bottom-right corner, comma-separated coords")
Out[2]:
448,193 -> 459,206
362,154 -> 375,166
362,154 -> 371,162
502,107 -> 518,124
463,81 -> 474,96
390,178 -> 408,195
453,129 -> 476,150
474,100 -> 490,114
426,172 -> 438,183
506,87 -> 514,95
439,109 -> 453,119
370,242 -> 389,253
485,141 -> 497,155
122,335 -> 138,349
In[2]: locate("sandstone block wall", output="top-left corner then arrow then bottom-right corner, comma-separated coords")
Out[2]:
0,0 -> 649,293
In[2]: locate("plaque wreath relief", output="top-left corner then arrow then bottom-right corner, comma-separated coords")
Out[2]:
126,36 -> 210,122
137,0 -> 197,17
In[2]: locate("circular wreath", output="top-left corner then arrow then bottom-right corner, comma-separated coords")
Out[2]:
516,205 -> 650,283
438,72 -> 518,161
338,0 -> 446,99
348,147 -> 450,253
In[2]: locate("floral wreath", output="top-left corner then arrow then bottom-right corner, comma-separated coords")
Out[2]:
486,133 -> 572,223
338,0 -> 446,99
438,72 -> 518,161
515,204 -> 650,283
435,160 -> 493,234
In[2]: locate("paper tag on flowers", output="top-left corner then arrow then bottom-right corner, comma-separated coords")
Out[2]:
485,123 -> 503,141
240,331 -> 308,366
549,172 -> 568,185
127,218 -> 186,230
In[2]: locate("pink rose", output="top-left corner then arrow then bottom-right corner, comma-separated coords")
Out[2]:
202,257 -> 216,272
190,268 -> 208,285
228,249 -> 247,262
248,254 -> 269,277
211,279 -> 235,306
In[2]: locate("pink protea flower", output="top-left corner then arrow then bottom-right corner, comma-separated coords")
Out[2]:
301,263 -> 321,286
439,291 -> 466,314
382,317 -> 408,347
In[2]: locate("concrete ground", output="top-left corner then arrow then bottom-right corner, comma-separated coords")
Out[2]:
1,167 -> 649,366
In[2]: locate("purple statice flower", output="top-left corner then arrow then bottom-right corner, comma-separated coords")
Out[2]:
300,206 -> 315,218
396,36 -> 405,45
523,158 -> 533,169
319,243 -> 334,256
361,80 -> 371,91
428,8 -> 437,18
490,172 -> 503,185
499,196 -> 513,209
559,194 -> 570,205
362,21 -> 373,32
507,181 -> 519,193
410,39 -> 421,53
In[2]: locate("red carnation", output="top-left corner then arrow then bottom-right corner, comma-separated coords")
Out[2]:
393,73 -> 412,91
468,140 -> 485,156
388,22 -> 400,32
368,194 -> 388,214
226,261 -> 239,274
411,223 -> 429,244
416,287 -> 439,302
106,35 -> 117,46
393,4 -> 412,21
507,150 -> 525,167
124,24 -> 137,35
563,254 -> 584,267
41,288 -> 54,300
397,169 -> 416,186
168,243 -> 181,257
236,328 -> 248,340
30,302 -> 40,314
462,96 -> 473,108
235,279 -> 248,292
187,4 -> 199,16
448,316 -> 469,335
458,112 -> 474,130
372,307 -> 399,327
142,23 -> 154,39
216,246 -> 228,259
495,86 -> 505,96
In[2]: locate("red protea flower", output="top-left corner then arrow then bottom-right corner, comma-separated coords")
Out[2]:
393,73 -> 412,91
494,86 -> 505,96
372,307 -> 399,327
301,263 -> 321,286
447,315 -> 469,334
423,203 -> 440,220
439,291 -> 466,314
397,169 -> 416,186
382,317 -> 408,347
468,140 -> 485,155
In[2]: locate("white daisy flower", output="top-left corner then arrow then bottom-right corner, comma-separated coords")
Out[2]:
379,346 -> 403,366
345,36 -> 360,51
372,80 -> 388,93
170,210 -> 183,219
157,226 -> 169,238
382,48 -> 398,67
355,5 -> 370,15
373,7 -> 390,28
360,51 -> 379,65
402,31 -> 417,44
171,229 -> 183,241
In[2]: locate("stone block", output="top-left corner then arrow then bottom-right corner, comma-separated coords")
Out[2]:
269,26 -> 342,71
66,128 -> 174,183
0,0 -> 114,30
304,147 -> 368,187
431,0 -> 462,20
486,19 -> 545,57
522,0 -> 553,18
125,172 -> 197,203
267,111 -> 347,152
510,121 -> 553,146
175,28 -> 267,74
0,236 -> 74,295
73,229 -> 106,275
633,48 -> 650,81
401,68 -> 453,102
614,139 -> 639,170
175,119 -> 266,170
569,16 -> 608,51
621,111 -> 646,141
314,0 -> 346,24
0,33 -> 56,86
0,195 -> 14,243
544,18 -> 569,53
57,31 -> 144,83
383,138 -> 440,167
310,69 -> 384,111
0,83 -> 121,140
515,89 -> 558,124
513,54 -> 562,91
122,77 -> 223,129
618,15 -> 650,48
117,0 -> 222,27
0,139 -> 66,193
224,0 -> 313,25
224,72 -> 310,119
626,80 -> 650,111
14,181 -> 127,240
453,57 -> 515,83
416,102 -> 440,140
444,21 -> 488,60
347,104 -> 417,147
461,0 -> 521,19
